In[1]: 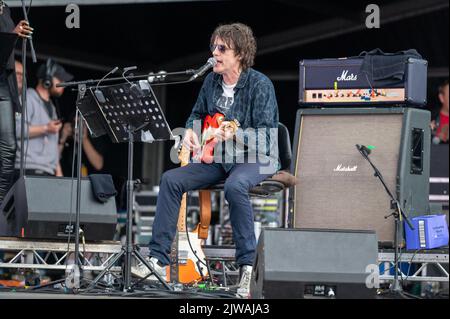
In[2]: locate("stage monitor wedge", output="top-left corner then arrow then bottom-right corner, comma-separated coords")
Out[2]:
0,176 -> 117,241
250,228 -> 379,299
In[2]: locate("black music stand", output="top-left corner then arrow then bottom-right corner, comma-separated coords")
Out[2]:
78,80 -> 173,291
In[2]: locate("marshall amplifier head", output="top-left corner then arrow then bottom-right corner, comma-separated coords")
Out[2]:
298,56 -> 427,107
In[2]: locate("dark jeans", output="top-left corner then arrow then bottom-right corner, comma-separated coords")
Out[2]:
149,162 -> 271,267
0,80 -> 16,204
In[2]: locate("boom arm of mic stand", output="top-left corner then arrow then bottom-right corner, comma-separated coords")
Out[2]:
357,147 -> 415,230
57,70 -> 196,88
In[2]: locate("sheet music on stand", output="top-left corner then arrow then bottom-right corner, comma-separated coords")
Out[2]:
78,80 -> 173,143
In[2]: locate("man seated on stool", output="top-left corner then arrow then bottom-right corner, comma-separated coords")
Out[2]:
132,23 -> 279,298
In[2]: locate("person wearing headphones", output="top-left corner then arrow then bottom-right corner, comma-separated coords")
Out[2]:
14,59 -> 73,177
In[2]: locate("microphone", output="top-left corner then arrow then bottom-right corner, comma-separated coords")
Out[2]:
95,66 -> 119,103
189,57 -> 217,81
356,144 -> 372,156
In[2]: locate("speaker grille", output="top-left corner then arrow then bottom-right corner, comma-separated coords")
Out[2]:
293,114 -> 403,242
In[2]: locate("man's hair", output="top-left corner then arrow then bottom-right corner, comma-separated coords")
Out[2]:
210,23 -> 257,71
439,79 -> 449,95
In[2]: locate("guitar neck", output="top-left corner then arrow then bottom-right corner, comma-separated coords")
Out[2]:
177,193 -> 187,232
176,145 -> 190,232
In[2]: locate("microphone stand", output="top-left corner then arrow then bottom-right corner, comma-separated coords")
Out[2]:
19,0 -> 37,176
20,0 -> 36,63
356,145 -> 417,299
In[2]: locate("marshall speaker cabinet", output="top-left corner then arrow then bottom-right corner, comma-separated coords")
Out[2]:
290,107 -> 430,243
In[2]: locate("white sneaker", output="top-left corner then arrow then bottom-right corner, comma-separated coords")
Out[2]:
131,257 -> 166,282
236,265 -> 253,298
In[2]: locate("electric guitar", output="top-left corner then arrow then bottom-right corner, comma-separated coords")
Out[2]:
168,114 -> 240,284
167,142 -> 209,284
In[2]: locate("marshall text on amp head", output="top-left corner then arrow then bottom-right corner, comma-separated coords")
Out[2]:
299,52 -> 427,107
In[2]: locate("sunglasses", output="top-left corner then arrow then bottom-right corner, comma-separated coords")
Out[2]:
210,44 -> 232,53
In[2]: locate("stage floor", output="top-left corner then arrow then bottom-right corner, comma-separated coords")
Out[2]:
0,291 -> 139,299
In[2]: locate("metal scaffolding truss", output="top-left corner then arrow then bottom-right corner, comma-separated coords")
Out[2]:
208,260 -> 239,287
0,237 -> 122,273
204,246 -> 450,285
204,246 -> 239,287
2,238 -> 448,286
378,250 -> 449,283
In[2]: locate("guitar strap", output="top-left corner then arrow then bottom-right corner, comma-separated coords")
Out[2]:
198,190 -> 212,240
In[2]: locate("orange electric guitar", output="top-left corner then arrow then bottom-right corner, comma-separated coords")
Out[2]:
167,114 -> 240,284
167,142 -> 208,284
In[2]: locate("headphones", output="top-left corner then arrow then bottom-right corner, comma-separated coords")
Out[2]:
43,58 -> 56,89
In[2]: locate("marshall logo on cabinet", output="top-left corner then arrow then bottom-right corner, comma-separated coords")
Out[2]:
333,164 -> 358,172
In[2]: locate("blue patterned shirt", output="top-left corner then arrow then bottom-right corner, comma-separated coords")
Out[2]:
186,68 -> 279,173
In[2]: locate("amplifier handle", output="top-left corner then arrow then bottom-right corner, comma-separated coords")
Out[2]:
411,128 -> 424,175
